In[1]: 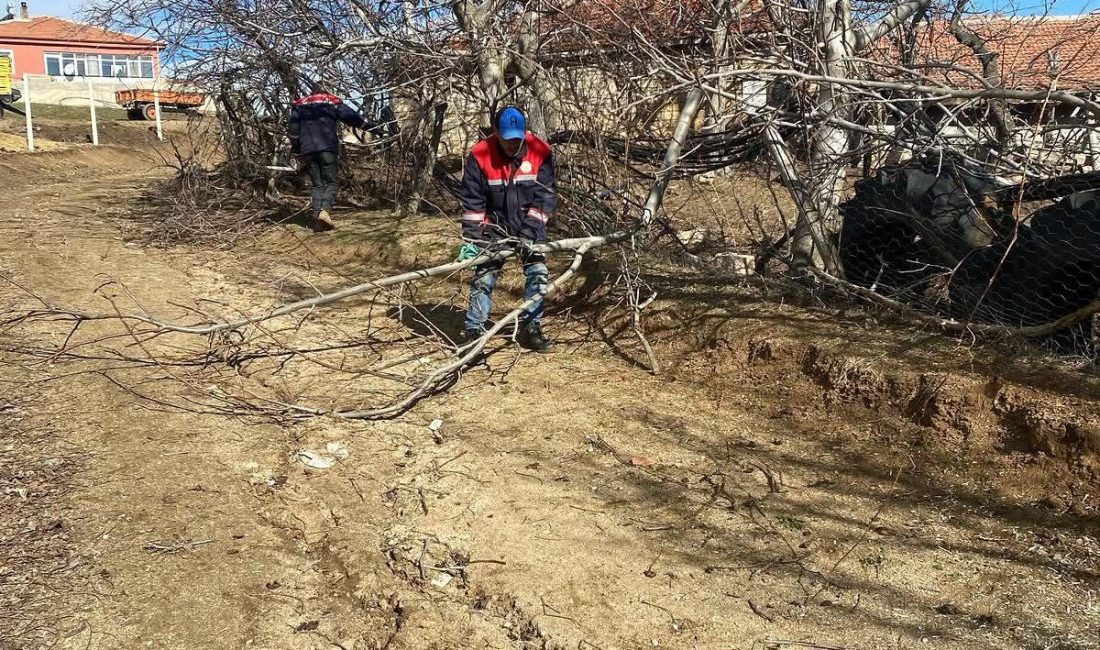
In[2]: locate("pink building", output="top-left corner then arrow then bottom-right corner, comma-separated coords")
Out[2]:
0,5 -> 160,83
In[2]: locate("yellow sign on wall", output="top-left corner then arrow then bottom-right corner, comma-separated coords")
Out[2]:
0,53 -> 12,97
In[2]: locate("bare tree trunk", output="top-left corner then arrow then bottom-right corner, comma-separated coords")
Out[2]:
765,123 -> 826,255
786,0 -> 930,274
703,0 -> 745,133
451,0 -> 509,118
791,0 -> 849,273
402,100 -> 448,216
949,0 -> 1013,144
477,47 -> 508,113
641,89 -> 705,228
516,3 -> 569,134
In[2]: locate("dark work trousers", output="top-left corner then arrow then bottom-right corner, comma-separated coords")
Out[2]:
304,150 -> 340,215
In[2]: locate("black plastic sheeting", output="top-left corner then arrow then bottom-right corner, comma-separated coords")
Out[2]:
839,158 -> 1100,355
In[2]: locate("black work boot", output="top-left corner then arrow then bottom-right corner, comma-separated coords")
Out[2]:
521,321 -> 553,353
457,328 -> 486,360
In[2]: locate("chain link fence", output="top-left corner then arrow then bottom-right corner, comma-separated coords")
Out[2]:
421,100 -> 1100,362
836,155 -> 1100,357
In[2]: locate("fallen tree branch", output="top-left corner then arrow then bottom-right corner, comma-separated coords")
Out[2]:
331,244 -> 592,419
6,88 -> 707,421
811,269 -> 1100,340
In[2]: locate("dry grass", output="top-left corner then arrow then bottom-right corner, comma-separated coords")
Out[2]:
0,130 -> 64,152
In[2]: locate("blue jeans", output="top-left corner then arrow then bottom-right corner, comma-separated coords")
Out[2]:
465,252 -> 549,331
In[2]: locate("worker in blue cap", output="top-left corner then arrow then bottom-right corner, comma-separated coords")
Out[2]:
457,105 -> 557,352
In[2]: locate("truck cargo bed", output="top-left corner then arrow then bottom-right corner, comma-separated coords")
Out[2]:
115,89 -> 205,108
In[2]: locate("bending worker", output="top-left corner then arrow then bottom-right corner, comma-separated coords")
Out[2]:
457,105 -> 556,352
289,82 -> 367,231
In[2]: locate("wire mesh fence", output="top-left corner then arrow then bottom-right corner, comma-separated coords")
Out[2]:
836,155 -> 1100,357
489,120 -> 1100,363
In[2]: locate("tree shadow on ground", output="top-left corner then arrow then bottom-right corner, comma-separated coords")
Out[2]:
451,371 -> 1100,650
263,204 -> 315,229
388,303 -> 468,342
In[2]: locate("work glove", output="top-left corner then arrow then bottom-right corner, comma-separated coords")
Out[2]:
456,242 -> 481,262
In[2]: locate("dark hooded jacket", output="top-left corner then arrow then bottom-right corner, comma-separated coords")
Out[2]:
459,132 -> 556,243
289,92 -> 366,156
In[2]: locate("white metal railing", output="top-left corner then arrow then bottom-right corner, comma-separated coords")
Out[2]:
18,73 -> 104,151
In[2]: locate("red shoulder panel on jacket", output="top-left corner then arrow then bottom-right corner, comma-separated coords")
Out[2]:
471,137 -> 493,159
525,133 -> 551,157
294,93 -> 342,107
470,137 -> 500,177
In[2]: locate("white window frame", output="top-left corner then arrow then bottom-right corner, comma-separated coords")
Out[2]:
42,51 -> 156,81
44,52 -> 63,77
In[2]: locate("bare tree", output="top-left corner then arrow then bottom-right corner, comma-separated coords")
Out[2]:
57,0 -> 1100,419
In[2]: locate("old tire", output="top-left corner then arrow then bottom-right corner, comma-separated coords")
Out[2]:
142,103 -> 157,121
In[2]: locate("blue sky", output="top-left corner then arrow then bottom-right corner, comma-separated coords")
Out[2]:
20,0 -> 1100,21
21,0 -> 81,18
986,0 -> 1100,14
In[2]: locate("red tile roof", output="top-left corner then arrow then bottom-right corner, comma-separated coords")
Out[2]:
545,0 -> 705,46
442,1 -> 771,62
0,16 -> 159,47
871,15 -> 1100,91
542,0 -> 770,54
543,7 -> 1100,92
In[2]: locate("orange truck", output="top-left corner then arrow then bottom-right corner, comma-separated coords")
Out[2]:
115,89 -> 206,121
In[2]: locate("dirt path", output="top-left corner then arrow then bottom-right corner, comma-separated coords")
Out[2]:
2,145 -> 1098,650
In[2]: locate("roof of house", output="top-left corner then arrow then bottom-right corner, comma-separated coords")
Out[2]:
541,0 -> 770,55
544,0 -> 705,45
0,16 -> 159,47
440,0 -> 772,64
544,7 -> 1100,91
872,14 -> 1100,92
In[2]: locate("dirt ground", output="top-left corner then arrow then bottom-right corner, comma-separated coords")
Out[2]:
1,138 -> 1099,650
0,111 -> 189,151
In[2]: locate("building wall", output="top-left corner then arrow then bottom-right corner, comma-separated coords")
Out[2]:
0,41 -> 159,78
392,89 -> 486,160
15,74 -> 155,107
1,38 -> 205,110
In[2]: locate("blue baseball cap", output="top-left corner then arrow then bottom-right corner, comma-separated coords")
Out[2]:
496,106 -> 526,140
